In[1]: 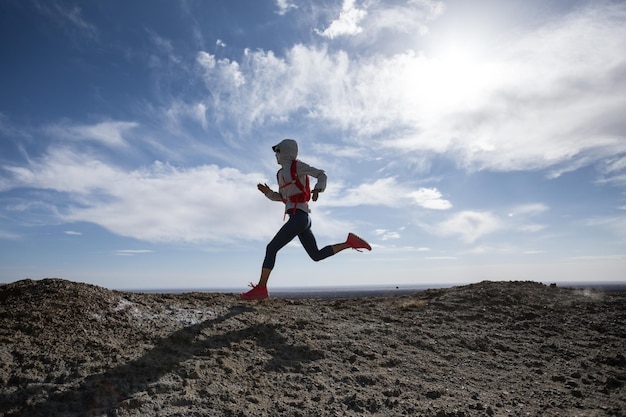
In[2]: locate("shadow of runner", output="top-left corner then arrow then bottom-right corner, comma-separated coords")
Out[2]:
16,306 -> 252,417
16,305 -> 324,417
208,320 -> 326,374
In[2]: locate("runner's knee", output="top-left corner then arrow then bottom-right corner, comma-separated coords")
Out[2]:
310,253 -> 323,262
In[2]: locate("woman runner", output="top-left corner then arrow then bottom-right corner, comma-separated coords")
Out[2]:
241,138 -> 371,300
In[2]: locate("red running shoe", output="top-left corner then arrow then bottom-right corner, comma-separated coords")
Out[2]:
346,233 -> 371,252
240,283 -> 269,300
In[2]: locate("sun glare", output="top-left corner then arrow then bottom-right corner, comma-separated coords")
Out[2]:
426,47 -> 494,110
399,39 -> 502,118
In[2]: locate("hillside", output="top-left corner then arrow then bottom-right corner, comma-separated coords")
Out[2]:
0,278 -> 624,416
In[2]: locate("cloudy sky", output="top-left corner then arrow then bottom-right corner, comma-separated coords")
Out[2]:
1,0 -> 625,290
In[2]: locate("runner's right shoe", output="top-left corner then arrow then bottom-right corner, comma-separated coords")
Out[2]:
346,233 -> 371,252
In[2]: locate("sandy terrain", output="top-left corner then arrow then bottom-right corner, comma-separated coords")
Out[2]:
0,278 -> 624,416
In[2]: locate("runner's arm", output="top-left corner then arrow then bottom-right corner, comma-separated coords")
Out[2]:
257,183 -> 283,201
296,161 -> 327,192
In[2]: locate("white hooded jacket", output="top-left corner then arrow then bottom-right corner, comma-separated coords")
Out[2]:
264,139 -> 327,214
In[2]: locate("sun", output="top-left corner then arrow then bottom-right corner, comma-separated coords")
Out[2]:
423,43 -> 497,110
390,34 -> 504,120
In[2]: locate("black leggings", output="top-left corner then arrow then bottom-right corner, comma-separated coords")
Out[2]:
262,209 -> 335,270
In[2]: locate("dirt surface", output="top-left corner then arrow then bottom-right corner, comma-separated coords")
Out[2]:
0,278 -> 624,417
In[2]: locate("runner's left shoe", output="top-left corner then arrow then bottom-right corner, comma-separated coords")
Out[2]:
240,283 -> 269,300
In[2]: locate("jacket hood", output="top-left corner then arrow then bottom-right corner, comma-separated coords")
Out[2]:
272,139 -> 298,165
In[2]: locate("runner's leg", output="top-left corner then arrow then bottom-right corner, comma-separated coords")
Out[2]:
298,216 -> 336,261
262,210 -> 309,270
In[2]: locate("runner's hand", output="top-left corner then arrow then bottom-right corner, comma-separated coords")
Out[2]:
257,183 -> 271,194
312,189 -> 320,202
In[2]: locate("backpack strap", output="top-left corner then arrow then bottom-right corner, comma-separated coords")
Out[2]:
290,160 -> 311,202
277,160 -> 311,218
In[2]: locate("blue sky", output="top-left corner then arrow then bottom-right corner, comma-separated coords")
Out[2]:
1,0 -> 625,290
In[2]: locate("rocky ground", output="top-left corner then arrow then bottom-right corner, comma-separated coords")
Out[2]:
0,278 -> 624,417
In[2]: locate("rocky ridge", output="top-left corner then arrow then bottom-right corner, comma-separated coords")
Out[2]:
0,278 -> 624,416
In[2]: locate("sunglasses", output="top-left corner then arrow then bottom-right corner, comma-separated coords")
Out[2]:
272,145 -> 280,153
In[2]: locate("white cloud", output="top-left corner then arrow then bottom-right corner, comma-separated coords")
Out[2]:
2,148 -> 282,243
597,156 -> 626,186
196,51 -> 245,89
507,203 -> 548,217
34,2 -> 98,38
3,147 -> 122,193
315,0 -> 443,41
185,3 -> 626,181
62,163 -> 279,243
162,101 -> 209,132
505,203 -> 549,233
0,230 -> 20,240
196,50 -> 216,69
329,177 -> 400,207
517,224 -> 546,233
423,201 -> 551,243
602,156 -> 626,174
115,250 -> 153,256
45,120 -> 138,147
275,0 -> 297,16
374,228 -> 401,240
316,0 -> 367,39
310,143 -> 367,159
2,144 -> 451,243
427,211 -> 503,243
408,188 -> 452,210
567,254 -> 626,261
147,30 -> 182,64
597,173 -> 626,187
193,102 -> 209,130
323,177 -> 451,210
64,230 -> 82,236
583,216 -> 626,241
56,4 -> 96,34
359,0 -> 445,40
0,113 -> 31,139
5,2 -> 624,252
